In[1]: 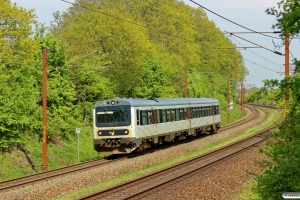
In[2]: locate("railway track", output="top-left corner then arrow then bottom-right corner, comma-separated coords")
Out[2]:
79,122 -> 275,200
0,104 -> 274,198
220,104 -> 259,131
0,157 -> 122,192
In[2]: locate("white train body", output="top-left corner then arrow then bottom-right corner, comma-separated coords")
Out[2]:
93,98 -> 221,154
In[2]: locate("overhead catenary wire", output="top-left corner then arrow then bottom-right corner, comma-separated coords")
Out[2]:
229,36 -> 283,67
226,34 -> 284,73
225,31 -> 284,56
243,57 -> 281,73
189,0 -> 282,40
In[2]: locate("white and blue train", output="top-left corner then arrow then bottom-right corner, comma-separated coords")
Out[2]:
93,98 -> 221,154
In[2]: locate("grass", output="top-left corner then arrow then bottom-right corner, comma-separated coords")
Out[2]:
0,127 -> 104,182
221,105 -> 247,126
54,107 -> 281,199
235,180 -> 259,200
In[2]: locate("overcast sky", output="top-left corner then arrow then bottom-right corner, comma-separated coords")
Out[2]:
12,0 -> 299,88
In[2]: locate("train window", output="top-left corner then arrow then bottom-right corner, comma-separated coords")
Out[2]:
161,109 -> 166,122
148,110 -> 152,124
171,109 -> 175,121
136,109 -> 140,125
179,108 -> 183,120
199,107 -> 201,118
196,107 -> 199,118
166,109 -> 171,122
155,110 -> 160,123
194,107 -> 197,118
141,110 -> 147,125
183,108 -> 187,119
175,109 -> 179,121
199,107 -> 202,117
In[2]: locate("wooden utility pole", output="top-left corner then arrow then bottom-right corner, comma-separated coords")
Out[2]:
240,83 -> 243,111
227,79 -> 230,123
184,71 -> 188,98
41,49 -> 48,172
285,34 -> 289,115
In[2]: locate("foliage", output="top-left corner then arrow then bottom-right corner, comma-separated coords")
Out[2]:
0,0 -> 39,149
0,0 -> 248,151
250,2 -> 300,197
254,76 -> 300,199
51,0 -> 247,99
266,0 -> 300,37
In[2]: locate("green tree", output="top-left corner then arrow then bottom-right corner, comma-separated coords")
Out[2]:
0,0 -> 40,150
253,1 -> 300,198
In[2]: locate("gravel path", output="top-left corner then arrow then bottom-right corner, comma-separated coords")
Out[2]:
1,107 -> 276,200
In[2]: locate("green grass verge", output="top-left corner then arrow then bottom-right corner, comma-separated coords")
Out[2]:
234,180 -> 259,200
0,127 -> 104,182
54,107 -> 280,199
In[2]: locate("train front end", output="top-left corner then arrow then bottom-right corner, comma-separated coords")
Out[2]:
93,99 -> 136,154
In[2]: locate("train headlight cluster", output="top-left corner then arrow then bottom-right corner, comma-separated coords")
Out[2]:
98,131 -> 102,136
124,129 -> 129,135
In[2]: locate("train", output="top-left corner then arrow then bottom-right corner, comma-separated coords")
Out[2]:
93,98 -> 221,154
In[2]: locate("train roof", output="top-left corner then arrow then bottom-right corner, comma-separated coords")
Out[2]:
94,98 -> 219,108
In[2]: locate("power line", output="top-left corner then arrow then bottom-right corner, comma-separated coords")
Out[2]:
243,57 -> 281,74
229,35 -> 283,67
290,51 -> 295,59
226,31 -> 284,55
189,0 -> 282,40
228,34 -> 285,73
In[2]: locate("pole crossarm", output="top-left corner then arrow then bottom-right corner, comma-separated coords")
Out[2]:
216,47 -> 260,49
224,31 -> 281,34
225,31 -> 284,56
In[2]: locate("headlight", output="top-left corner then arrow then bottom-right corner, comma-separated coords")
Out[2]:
98,131 -> 102,136
124,129 -> 129,135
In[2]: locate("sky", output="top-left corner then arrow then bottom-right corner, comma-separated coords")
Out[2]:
12,0 -> 299,88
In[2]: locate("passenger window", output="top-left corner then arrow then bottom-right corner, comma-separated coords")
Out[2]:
166,110 -> 171,122
171,109 -> 175,121
148,110 -> 152,124
175,109 -> 179,121
162,109 -> 166,122
136,109 -> 140,125
142,110 -> 147,125
155,110 -> 160,123
193,107 -> 197,118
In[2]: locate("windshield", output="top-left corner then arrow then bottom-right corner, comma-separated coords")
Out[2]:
95,105 -> 131,127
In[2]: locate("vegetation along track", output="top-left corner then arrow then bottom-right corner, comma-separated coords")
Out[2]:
79,106 -> 277,200
0,105 -> 268,196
